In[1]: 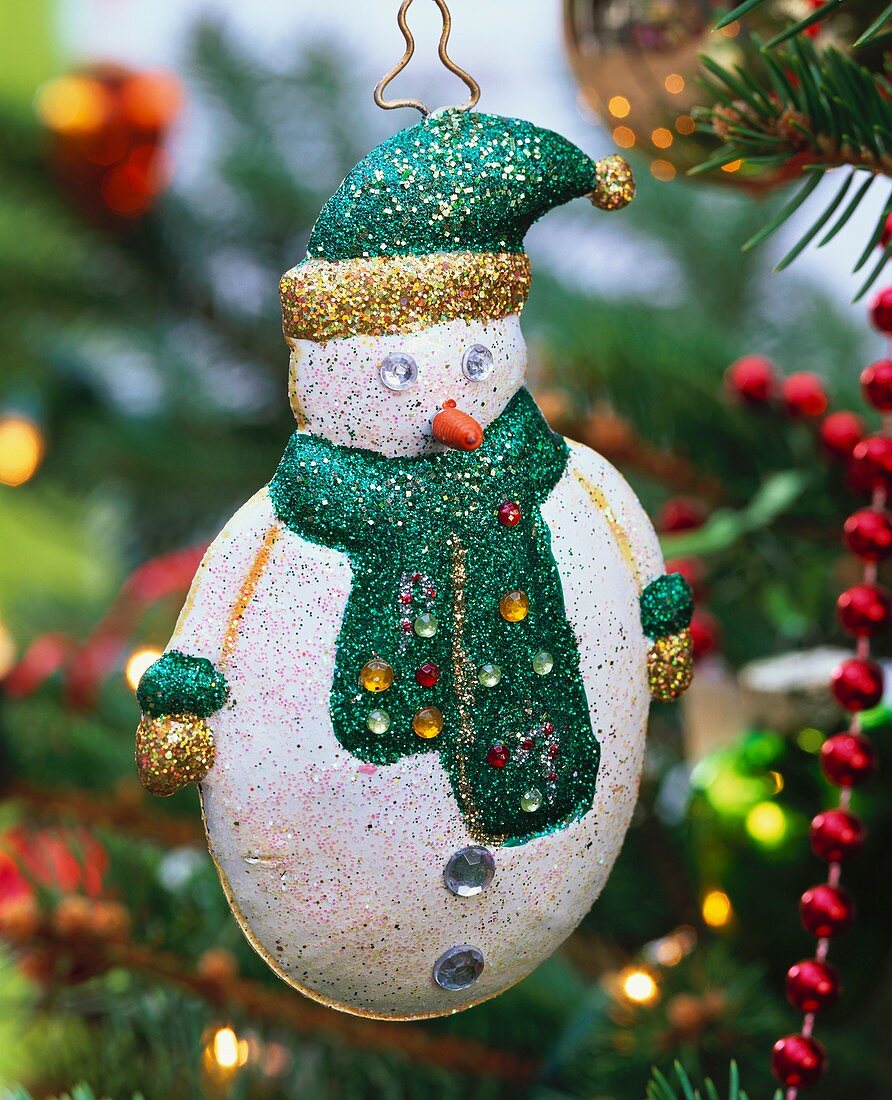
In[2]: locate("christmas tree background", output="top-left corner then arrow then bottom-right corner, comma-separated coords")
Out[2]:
1,0 -> 891,1096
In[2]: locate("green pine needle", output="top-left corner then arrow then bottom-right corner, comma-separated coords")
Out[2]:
854,2 -> 892,46
645,1061 -> 784,1100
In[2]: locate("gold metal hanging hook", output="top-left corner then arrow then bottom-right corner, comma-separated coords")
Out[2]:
374,0 -> 481,116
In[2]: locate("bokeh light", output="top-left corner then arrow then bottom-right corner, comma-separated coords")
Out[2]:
621,968 -> 659,1005
125,646 -> 162,691
35,75 -> 111,135
745,801 -> 789,848
0,416 -> 45,487
702,890 -> 733,928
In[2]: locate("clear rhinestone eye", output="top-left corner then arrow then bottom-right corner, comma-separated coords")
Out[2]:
462,344 -> 495,381
379,353 -> 418,391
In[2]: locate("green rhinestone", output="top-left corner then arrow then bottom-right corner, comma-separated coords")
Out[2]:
478,664 -> 502,688
367,709 -> 391,735
532,651 -> 554,676
414,612 -> 438,638
520,788 -> 543,813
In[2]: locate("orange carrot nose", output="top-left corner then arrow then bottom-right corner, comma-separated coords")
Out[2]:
432,400 -> 484,451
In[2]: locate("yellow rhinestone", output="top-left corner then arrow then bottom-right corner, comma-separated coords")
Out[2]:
413,706 -> 444,740
359,658 -> 394,693
499,590 -> 529,623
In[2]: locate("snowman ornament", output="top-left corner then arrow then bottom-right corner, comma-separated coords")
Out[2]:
135,93 -> 693,1019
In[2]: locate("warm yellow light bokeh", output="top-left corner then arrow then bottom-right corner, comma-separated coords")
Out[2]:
664,73 -> 685,94
0,417 -> 44,487
210,1026 -> 249,1070
612,125 -> 635,148
702,889 -> 733,928
722,159 -> 743,174
746,801 -> 788,847
0,620 -> 15,680
35,75 -> 110,135
608,95 -> 631,118
621,968 -> 659,1005
125,646 -> 163,691
650,159 -> 676,182
652,128 -> 673,149
676,115 -> 696,136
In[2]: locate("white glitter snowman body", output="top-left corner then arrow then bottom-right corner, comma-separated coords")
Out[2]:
166,314 -> 664,1019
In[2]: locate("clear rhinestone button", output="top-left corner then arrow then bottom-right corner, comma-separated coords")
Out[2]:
433,945 -> 485,991
462,344 -> 494,381
444,846 -> 495,897
379,352 -> 418,391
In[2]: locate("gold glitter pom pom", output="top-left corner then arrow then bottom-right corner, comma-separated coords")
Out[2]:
136,713 -> 215,797
647,629 -> 694,702
589,154 -> 636,212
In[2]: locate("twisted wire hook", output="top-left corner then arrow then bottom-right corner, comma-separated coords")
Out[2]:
374,0 -> 481,116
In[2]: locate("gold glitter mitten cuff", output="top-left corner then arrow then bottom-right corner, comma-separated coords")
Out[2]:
136,713 -> 216,797
647,629 -> 694,702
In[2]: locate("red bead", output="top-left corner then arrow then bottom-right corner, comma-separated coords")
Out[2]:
415,662 -> 440,688
870,286 -> 892,334
542,721 -> 555,734
782,372 -> 828,418
657,497 -> 706,534
772,1035 -> 827,1087
844,509 -> 892,562
725,355 -> 775,404
810,809 -> 865,862
690,610 -> 721,660
401,620 -> 413,633
548,744 -> 560,758
800,883 -> 855,937
882,213 -> 892,249
820,411 -> 864,461
487,742 -> 510,768
831,657 -> 884,712
521,738 -> 534,751
850,435 -> 892,491
497,501 -> 522,527
861,359 -> 892,412
821,732 -> 877,787
786,959 -> 842,1013
400,593 -> 413,604
837,583 -> 892,637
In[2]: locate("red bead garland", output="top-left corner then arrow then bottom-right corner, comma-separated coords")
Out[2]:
783,373 -> 828,418
771,290 -> 888,1097
786,959 -> 841,1013
726,354 -> 776,403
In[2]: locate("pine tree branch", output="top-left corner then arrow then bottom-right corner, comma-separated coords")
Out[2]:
646,1060 -> 783,1100
717,0 -> 891,46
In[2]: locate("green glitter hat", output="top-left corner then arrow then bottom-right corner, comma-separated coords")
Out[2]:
280,110 -> 634,342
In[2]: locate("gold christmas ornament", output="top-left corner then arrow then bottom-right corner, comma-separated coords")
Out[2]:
563,0 -> 829,189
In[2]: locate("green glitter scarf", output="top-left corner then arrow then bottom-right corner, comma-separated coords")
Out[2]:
269,388 -> 599,847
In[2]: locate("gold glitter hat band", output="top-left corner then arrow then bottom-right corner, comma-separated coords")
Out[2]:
280,252 -> 532,343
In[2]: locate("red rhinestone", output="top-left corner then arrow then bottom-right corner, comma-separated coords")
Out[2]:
844,509 -> 892,561
498,501 -> 522,527
831,657 -> 884,711
427,588 -> 436,599
725,355 -> 775,404
415,662 -> 440,688
542,721 -> 555,735
487,743 -> 510,768
820,411 -> 864,461
400,593 -> 413,605
837,583 -> 892,637
411,573 -> 421,582
782,372 -> 828,418
870,286 -> 892,334
401,620 -> 413,633
850,434 -> 892,491
772,1034 -> 827,1088
821,733 -> 877,787
861,359 -> 892,412
548,745 -> 560,758
786,959 -> 841,1013
548,772 -> 558,781
800,883 -> 855,938
810,808 -> 865,862
521,738 -> 534,751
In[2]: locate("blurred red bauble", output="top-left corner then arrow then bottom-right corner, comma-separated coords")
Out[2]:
772,1035 -> 827,1087
820,411 -> 864,461
664,556 -> 706,599
725,355 -> 775,404
882,213 -> 892,249
119,72 -> 182,129
870,287 -> 892,335
0,827 -> 107,910
844,509 -> 892,561
861,359 -> 892,412
782,373 -> 828,418
850,435 -> 892,492
837,583 -> 892,637
786,959 -> 841,1013
689,610 -> 720,660
830,657 -> 884,711
657,497 -> 706,534
821,732 -> 877,787
809,809 -> 865,862
800,883 -> 855,937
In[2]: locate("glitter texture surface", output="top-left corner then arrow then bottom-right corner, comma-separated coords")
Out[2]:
589,153 -> 636,211
269,388 -> 598,846
639,573 -> 694,640
306,110 -> 598,261
137,650 -> 229,718
135,714 -> 215,796
647,629 -> 694,701
280,253 -> 531,342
